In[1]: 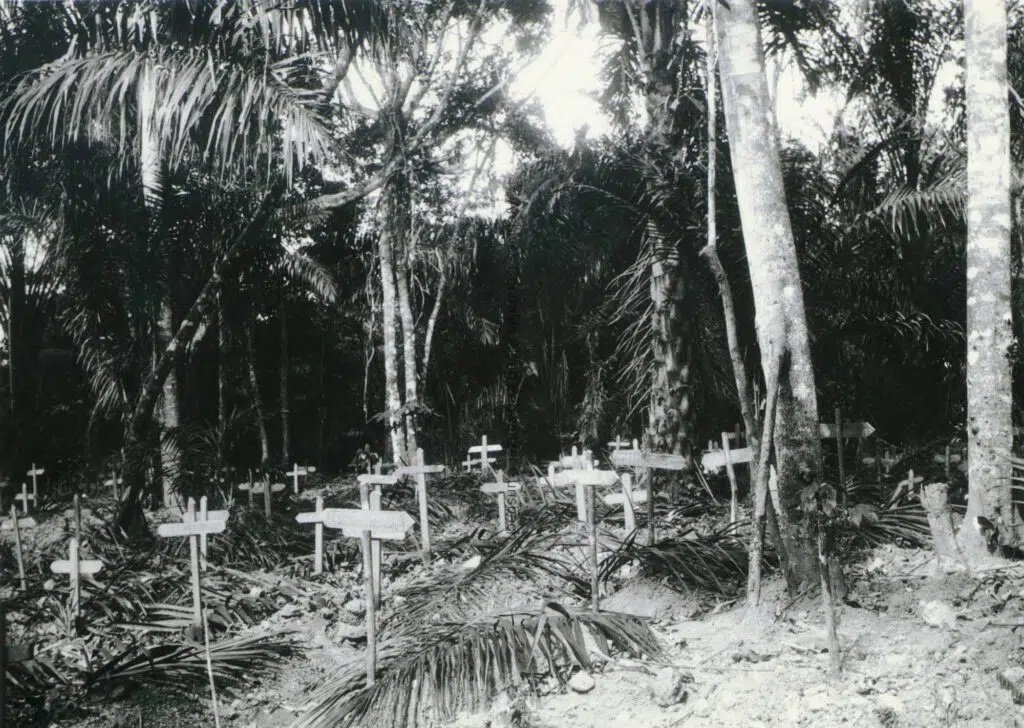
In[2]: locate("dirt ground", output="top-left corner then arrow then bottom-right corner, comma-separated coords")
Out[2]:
42,539 -> 1024,728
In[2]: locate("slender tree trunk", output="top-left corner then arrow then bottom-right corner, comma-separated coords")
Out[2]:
279,285 -> 291,465
138,60 -> 179,509
7,235 -> 24,479
246,319 -> 270,470
717,0 -> 823,589
964,0 -> 1016,556
393,179 -> 418,456
378,183 -> 407,463
421,251 -> 446,381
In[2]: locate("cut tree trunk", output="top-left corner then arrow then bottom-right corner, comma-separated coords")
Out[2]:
964,0 -> 1015,557
716,0 -> 824,589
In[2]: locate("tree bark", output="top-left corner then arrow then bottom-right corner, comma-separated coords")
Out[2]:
716,0 -> 824,589
217,285 -> 226,461
964,0 -> 1015,556
378,181 -> 408,463
393,177 -> 418,456
279,284 -> 291,466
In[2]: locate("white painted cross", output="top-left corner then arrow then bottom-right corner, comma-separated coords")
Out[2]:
287,463 -> 316,495
466,435 -> 502,471
701,446 -> 754,473
603,472 -> 647,532
607,435 -> 634,452
357,473 -> 397,604
49,536 -> 103,623
238,480 -> 285,519
321,506 -> 416,689
610,449 -> 687,544
179,496 -> 228,570
104,470 -> 123,501
818,422 -> 876,439
157,505 -> 227,626
26,464 -> 44,503
14,483 -> 33,515
295,496 -> 327,575
480,470 -> 522,534
394,448 -> 445,557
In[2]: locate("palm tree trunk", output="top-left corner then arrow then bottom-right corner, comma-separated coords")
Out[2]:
964,0 -> 1016,556
279,285 -> 291,466
217,286 -> 227,461
7,235 -> 24,479
246,318 -> 270,470
378,183 -> 407,463
716,0 -> 823,591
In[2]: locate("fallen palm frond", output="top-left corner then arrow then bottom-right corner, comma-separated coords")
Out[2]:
381,502 -> 584,635
599,524 -> 749,595
847,502 -> 931,548
292,603 -> 661,728
84,630 -> 296,692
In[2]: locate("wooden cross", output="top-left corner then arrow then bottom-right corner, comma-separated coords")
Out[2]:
180,496 -> 228,570
890,469 -> 925,506
933,447 -> 964,480
319,506 -> 415,689
14,483 -> 34,515
238,480 -> 285,519
466,435 -> 502,471
607,435 -> 633,452
157,503 -> 227,626
296,496 -> 327,575
394,448 -> 444,558
480,470 -> 522,534
356,473 -> 398,604
49,536 -> 103,625
556,468 -> 619,613
26,464 -> 44,503
287,463 -> 316,495
602,472 -> 647,532
610,449 -> 686,544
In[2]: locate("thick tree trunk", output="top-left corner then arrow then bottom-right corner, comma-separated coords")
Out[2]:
964,0 -> 1016,556
279,285 -> 291,466
156,301 -> 179,506
717,0 -> 823,589
378,183 -> 407,463
7,235 -> 24,479
246,319 -> 270,470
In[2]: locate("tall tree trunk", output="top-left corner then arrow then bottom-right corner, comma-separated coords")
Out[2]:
246,318 -> 270,470
7,234 -> 24,479
279,285 -> 291,466
964,0 -> 1016,556
378,182 -> 407,463
138,60 -> 179,509
393,179 -> 418,456
716,0 -> 823,590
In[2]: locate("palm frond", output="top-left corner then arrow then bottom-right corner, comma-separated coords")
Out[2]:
293,603 -> 661,728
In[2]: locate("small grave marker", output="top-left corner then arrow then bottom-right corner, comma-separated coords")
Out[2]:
238,480 -> 284,519
14,483 -> 34,515
611,449 -> 687,544
358,473 -> 397,604
104,470 -> 123,500
296,496 -> 327,575
320,506 -> 416,687
818,421 -> 876,439
933,447 -> 964,480
157,500 -> 226,626
466,435 -> 502,471
49,536 -> 103,625
394,448 -> 444,557
607,435 -> 633,452
180,496 -> 228,570
26,464 -> 44,503
480,470 -> 522,534
287,463 -> 316,495
603,472 -> 647,532
891,469 -> 924,506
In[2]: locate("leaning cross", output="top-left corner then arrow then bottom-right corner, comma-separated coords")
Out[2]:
49,536 -> 103,624
157,502 -> 227,626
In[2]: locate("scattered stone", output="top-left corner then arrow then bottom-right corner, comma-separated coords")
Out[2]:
332,622 -> 365,643
919,600 -> 957,629
567,671 -> 595,694
999,666 -> 1024,705
343,598 -> 366,617
877,694 -> 904,715
651,666 -> 693,707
